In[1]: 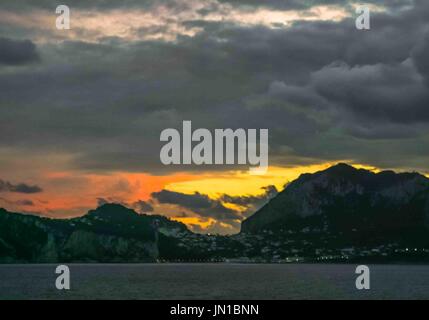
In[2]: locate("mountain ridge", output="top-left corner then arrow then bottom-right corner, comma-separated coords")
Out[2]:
0,203 -> 190,263
2,163 -> 429,263
241,163 -> 429,245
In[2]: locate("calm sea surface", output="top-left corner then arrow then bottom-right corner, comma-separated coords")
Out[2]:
0,264 -> 428,300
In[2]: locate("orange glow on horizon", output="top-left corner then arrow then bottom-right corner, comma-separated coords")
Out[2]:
0,161 -> 387,232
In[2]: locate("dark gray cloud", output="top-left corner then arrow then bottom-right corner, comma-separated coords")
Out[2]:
0,197 -> 35,206
0,0 -> 411,12
149,186 -> 277,225
412,33 -> 429,85
0,0 -> 162,11
0,179 -> 43,194
220,185 -> 278,218
133,200 -> 154,213
311,61 -> 429,123
15,199 -> 35,206
0,38 -> 39,65
221,185 -> 278,207
152,190 -> 212,209
216,0 -> 413,11
0,0 -> 429,176
151,189 -> 241,220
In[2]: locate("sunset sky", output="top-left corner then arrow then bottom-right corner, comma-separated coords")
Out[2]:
1,0 -> 429,234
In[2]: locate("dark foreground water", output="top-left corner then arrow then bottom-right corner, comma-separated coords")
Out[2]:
0,264 -> 428,300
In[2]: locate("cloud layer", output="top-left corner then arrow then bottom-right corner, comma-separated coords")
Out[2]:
1,0 -> 428,174
0,179 -> 43,194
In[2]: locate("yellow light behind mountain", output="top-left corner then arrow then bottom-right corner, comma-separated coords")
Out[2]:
165,162 -> 380,199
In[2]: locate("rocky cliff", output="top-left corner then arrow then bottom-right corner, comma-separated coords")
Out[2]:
241,164 -> 429,246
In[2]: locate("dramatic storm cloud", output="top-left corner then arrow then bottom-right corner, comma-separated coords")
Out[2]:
151,189 -> 241,220
0,179 -> 43,194
220,185 -> 278,217
1,0 -> 428,233
0,38 -> 39,65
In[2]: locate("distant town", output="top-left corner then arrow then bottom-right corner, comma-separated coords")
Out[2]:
158,227 -> 429,263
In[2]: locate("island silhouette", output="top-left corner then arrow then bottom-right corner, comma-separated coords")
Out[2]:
1,164 -> 429,263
